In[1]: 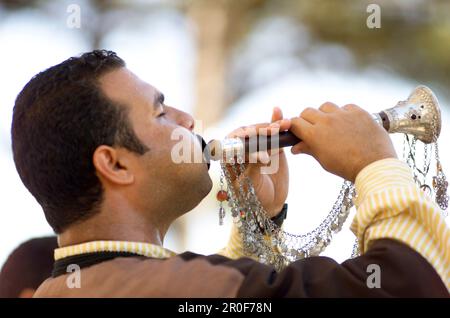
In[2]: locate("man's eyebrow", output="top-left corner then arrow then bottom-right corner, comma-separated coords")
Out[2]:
153,92 -> 165,109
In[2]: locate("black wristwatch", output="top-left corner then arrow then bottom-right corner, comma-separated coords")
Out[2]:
270,203 -> 288,227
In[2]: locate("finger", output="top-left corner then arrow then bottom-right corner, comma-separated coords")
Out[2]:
290,116 -> 313,142
248,122 -> 273,131
319,102 -> 339,113
299,107 -> 324,124
276,118 -> 291,131
226,126 -> 247,138
227,118 -> 290,140
248,150 -> 271,164
256,118 -> 291,136
227,124 -> 267,138
342,104 -> 361,112
271,107 -> 283,123
291,141 -> 312,156
253,124 -> 277,137
291,142 -> 304,154
291,141 -> 312,155
268,118 -> 291,134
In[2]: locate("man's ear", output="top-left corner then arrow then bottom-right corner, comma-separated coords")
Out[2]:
93,145 -> 134,185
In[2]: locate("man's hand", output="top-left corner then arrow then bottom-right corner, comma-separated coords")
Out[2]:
290,102 -> 397,182
225,107 -> 290,217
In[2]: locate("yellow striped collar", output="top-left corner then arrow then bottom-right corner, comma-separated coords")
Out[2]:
54,241 -> 176,261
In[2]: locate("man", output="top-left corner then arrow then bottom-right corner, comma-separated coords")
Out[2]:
0,237 -> 58,298
11,50 -> 448,297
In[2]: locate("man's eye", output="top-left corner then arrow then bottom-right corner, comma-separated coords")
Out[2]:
158,112 -> 166,118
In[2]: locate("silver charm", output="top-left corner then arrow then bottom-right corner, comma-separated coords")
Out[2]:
217,171 -> 228,225
219,207 -> 225,226
433,162 -> 449,213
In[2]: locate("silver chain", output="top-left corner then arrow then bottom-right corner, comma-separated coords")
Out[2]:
221,161 -> 356,271
219,132 -> 446,270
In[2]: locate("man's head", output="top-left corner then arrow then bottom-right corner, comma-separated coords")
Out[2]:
11,50 -> 212,234
0,236 -> 58,298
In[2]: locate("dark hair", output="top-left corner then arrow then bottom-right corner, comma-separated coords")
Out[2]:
11,50 -> 148,233
0,236 -> 58,297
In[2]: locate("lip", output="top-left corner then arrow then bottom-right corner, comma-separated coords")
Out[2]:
195,134 -> 211,170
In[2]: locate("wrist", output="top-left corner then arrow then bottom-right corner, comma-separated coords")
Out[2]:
353,158 -> 411,206
352,153 -> 398,182
268,203 -> 285,218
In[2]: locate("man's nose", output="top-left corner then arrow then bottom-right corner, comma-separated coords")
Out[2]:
167,106 -> 195,131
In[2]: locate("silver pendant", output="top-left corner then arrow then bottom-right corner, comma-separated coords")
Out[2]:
433,162 -> 449,213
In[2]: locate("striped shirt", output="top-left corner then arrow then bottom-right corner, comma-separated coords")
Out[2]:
54,158 -> 449,291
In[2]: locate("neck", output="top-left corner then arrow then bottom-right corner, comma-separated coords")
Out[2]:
58,192 -> 170,248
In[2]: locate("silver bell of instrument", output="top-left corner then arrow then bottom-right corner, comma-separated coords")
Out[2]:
373,85 -> 441,144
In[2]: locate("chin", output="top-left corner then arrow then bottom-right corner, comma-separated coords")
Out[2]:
178,174 -> 212,215
177,164 -> 213,212
192,167 -> 213,207
198,170 -> 213,198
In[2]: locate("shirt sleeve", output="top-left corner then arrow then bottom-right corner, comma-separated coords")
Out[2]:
217,205 -> 288,260
350,158 -> 450,291
216,223 -> 250,260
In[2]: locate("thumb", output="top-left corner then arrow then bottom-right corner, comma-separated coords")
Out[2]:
271,106 -> 283,122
